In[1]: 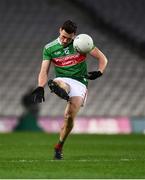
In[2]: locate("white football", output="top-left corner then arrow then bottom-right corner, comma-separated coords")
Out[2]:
73,34 -> 94,53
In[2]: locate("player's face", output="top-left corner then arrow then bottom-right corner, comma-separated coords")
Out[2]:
59,28 -> 75,46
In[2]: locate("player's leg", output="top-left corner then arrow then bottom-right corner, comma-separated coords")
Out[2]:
48,79 -> 70,101
53,79 -> 70,93
60,96 -> 83,142
54,96 -> 83,160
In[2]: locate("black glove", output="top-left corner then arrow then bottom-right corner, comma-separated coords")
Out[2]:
85,71 -> 103,80
30,87 -> 45,103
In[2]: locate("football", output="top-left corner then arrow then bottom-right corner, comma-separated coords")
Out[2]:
73,34 -> 94,53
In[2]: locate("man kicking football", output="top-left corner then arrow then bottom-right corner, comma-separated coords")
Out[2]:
31,20 -> 108,160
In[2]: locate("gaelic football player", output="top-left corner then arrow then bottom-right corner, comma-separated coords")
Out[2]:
31,20 -> 108,159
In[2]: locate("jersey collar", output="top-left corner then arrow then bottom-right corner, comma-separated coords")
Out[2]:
57,37 -> 62,45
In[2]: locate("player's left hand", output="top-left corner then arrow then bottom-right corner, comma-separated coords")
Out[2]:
85,71 -> 103,80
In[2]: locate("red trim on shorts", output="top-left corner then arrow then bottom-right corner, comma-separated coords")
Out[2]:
82,88 -> 88,106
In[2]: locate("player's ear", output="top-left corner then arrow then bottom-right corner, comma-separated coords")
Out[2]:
59,28 -> 62,34
72,34 -> 76,40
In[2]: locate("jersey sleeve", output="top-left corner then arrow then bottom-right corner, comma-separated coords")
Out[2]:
43,46 -> 52,60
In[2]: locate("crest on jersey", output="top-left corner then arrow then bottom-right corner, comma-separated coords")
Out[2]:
64,47 -> 70,55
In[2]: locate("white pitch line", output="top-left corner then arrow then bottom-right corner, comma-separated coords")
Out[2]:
0,158 -> 143,163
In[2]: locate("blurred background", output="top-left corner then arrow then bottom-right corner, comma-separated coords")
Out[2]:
0,0 -> 145,133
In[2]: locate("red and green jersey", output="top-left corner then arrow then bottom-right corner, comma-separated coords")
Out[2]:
43,38 -> 88,86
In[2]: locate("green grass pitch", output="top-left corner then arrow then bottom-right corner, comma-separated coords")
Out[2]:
0,132 -> 145,179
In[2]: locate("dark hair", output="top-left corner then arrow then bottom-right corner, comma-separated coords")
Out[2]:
61,20 -> 77,34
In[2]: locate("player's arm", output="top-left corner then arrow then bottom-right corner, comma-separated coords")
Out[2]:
90,47 -> 108,73
30,45 -> 52,103
30,60 -> 51,103
86,47 -> 108,80
38,60 -> 51,87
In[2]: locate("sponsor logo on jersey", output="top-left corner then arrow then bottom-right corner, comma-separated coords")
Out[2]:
52,53 -> 86,67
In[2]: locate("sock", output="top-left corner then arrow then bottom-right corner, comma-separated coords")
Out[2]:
57,140 -> 64,148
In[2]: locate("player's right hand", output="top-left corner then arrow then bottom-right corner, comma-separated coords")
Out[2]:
30,87 -> 45,103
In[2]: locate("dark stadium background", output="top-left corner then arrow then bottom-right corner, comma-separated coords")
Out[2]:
0,0 -> 145,133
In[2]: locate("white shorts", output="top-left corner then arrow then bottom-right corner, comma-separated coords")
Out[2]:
54,77 -> 88,106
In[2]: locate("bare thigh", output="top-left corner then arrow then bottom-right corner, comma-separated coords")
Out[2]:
53,79 -> 70,93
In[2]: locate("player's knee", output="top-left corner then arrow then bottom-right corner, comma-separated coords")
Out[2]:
54,79 -> 70,93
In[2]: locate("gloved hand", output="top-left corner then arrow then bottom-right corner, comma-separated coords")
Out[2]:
30,87 -> 45,103
85,71 -> 103,80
